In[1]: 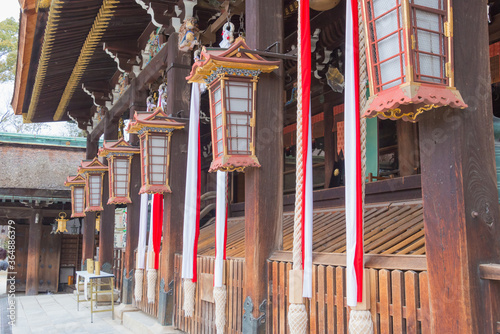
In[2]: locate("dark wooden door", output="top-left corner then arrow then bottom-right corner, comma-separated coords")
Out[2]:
38,226 -> 61,293
10,225 -> 28,291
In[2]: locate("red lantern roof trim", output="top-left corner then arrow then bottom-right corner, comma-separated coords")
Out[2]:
186,37 -> 280,83
126,108 -> 185,134
209,155 -> 261,173
363,82 -> 468,122
65,174 -> 86,218
98,138 -> 140,158
78,157 -> 108,174
64,174 -> 86,186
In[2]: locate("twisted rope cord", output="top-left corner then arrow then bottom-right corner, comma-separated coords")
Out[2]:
358,0 -> 368,230
292,0 -> 304,272
288,1 -> 308,332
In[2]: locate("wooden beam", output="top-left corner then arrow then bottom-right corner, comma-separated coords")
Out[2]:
269,251 -> 427,271
480,264 -> 500,281
0,207 -> 70,220
244,0 -> 284,325
26,209 -> 42,295
90,41 -> 171,142
418,1 -> 500,332
397,120 -> 419,176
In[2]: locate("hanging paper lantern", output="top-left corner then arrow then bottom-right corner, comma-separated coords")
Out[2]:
98,138 -> 140,204
64,174 -> 86,218
186,37 -> 280,172
361,0 -> 467,122
55,212 -> 69,233
78,157 -> 108,212
127,108 -> 185,194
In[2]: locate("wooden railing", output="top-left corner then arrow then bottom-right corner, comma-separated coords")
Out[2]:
113,248 -> 124,292
174,254 -> 245,334
268,252 -> 430,333
132,250 -> 161,318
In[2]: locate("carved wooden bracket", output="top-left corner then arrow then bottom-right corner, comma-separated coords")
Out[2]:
103,42 -> 141,75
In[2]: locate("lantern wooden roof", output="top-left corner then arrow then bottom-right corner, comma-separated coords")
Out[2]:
98,138 -> 140,158
126,108 -> 185,134
186,37 -> 281,83
64,174 -> 86,187
77,157 -> 108,174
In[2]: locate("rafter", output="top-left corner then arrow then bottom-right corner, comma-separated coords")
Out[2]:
52,0 -> 120,121
25,0 -> 63,123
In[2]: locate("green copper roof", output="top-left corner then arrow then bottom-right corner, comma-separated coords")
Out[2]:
0,132 -> 100,148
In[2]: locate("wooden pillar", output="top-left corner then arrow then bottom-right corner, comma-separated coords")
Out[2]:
418,1 -> 500,332
158,33 -> 191,325
244,0 -> 284,329
122,90 -> 146,304
81,212 -> 95,265
324,103 -> 334,188
99,117 -> 118,271
26,209 -> 42,295
86,135 -> 99,159
82,135 -> 99,266
397,120 -> 419,176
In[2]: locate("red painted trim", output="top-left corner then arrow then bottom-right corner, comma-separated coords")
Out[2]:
153,193 -> 163,270
351,0 -> 364,304
299,0 -> 311,270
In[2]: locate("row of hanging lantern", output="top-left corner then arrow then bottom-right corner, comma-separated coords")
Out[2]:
65,0 -> 467,217
64,87 -> 184,218
187,37 -> 280,172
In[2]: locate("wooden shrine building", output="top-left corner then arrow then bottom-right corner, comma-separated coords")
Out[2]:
11,0 -> 500,333
0,132 -> 86,294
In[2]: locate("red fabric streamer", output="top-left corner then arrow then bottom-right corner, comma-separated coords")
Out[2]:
299,0 -> 311,270
152,193 -> 163,270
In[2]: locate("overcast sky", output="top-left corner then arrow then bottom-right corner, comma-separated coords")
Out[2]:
1,0 -> 20,22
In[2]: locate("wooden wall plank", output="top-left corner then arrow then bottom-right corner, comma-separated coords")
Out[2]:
279,262 -> 286,334
336,267 -> 345,334
370,269 -> 378,334
317,265 -> 326,334
378,269 -> 391,334
404,271 -> 418,333
326,266 -> 335,334
310,264 -> 318,333
273,261 -> 279,334
391,270 -> 404,333
419,271 -> 431,333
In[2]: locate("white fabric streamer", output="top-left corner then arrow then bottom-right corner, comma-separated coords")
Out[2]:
214,171 -> 227,288
182,83 -> 202,280
137,193 -> 149,269
303,101 -> 313,298
146,195 -> 154,270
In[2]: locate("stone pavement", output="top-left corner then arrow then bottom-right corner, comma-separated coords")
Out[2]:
11,293 -> 137,334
